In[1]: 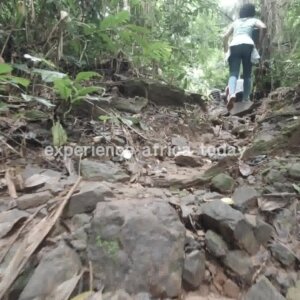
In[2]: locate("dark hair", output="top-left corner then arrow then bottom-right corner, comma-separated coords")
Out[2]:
239,3 -> 256,18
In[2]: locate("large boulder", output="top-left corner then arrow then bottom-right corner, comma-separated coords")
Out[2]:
87,199 -> 186,298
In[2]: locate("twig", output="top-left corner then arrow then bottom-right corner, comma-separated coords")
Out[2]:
263,193 -> 298,197
89,260 -> 93,291
1,31 -> 12,57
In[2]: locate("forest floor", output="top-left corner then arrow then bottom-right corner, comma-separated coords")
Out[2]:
0,78 -> 299,300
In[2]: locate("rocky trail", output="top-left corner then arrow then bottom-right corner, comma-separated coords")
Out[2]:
0,79 -> 300,300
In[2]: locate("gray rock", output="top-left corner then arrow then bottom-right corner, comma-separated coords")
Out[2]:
64,182 -> 113,217
211,173 -> 235,194
270,243 -> 297,267
175,154 -> 203,167
16,191 -> 52,210
244,276 -> 285,300
287,280 -> 300,300
232,185 -> 258,212
81,160 -> 130,182
87,199 -> 186,298
72,213 -> 92,229
254,219 -> 274,246
182,250 -> 205,289
205,230 -> 228,258
265,169 -> 286,184
288,163 -> 300,180
19,243 -> 82,300
201,201 -> 259,255
0,209 -> 29,239
223,250 -> 254,283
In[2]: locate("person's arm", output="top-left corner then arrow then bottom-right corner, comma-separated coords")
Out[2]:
255,19 -> 267,49
223,23 -> 233,53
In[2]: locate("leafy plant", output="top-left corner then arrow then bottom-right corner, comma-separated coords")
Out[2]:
0,64 -> 30,91
53,71 -> 103,103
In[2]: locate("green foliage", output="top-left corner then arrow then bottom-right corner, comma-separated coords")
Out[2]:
53,71 -> 103,103
0,63 -> 30,91
52,121 -> 68,147
96,236 -> 119,260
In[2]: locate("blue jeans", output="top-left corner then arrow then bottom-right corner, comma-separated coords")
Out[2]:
228,44 -> 253,101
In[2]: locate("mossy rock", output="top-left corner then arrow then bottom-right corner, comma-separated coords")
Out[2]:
211,173 -> 235,194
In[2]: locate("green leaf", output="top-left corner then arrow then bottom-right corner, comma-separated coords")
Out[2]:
54,78 -> 73,100
75,71 -> 101,83
10,76 -> 30,88
100,11 -> 130,30
0,101 -> 9,113
99,115 -> 112,123
21,94 -> 55,108
0,64 -> 12,75
34,68 -> 67,83
76,86 -> 102,97
52,121 -> 67,147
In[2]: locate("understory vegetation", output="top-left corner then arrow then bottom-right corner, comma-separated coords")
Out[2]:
0,0 -> 299,110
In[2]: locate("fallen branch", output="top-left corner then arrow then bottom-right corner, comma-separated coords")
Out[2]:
0,177 -> 82,299
258,112 -> 300,124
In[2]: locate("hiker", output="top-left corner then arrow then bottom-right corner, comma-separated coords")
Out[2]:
223,3 -> 266,110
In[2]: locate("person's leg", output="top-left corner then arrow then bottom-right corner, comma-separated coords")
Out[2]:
228,46 -> 241,98
241,45 -> 253,101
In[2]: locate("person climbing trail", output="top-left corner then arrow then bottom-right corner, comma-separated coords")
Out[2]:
223,3 -> 266,111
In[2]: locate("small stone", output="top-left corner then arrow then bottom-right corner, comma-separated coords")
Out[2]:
244,276 -> 285,300
211,173 -> 235,194
72,214 -> 91,229
232,185 -> 258,212
175,154 -> 203,167
288,163 -> 300,180
64,182 -> 113,217
287,280 -> 300,300
223,279 -> 240,299
205,230 -> 228,258
270,243 -> 297,267
254,219 -> 273,246
223,250 -> 254,283
81,159 -> 130,182
183,250 -> 206,289
16,191 -> 52,210
134,293 -> 152,300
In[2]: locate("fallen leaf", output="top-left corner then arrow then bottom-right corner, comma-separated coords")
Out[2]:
47,273 -> 83,300
5,169 -> 18,199
71,292 -> 94,300
221,197 -> 234,205
239,161 -> 252,177
258,197 -> 289,212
